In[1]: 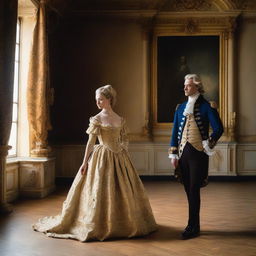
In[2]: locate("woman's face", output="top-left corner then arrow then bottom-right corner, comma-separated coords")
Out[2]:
95,93 -> 110,109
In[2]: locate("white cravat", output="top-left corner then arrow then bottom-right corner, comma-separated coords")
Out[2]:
183,92 -> 200,116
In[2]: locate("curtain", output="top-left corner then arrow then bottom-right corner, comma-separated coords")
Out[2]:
0,0 -> 18,212
27,0 -> 53,157
0,0 -> 18,145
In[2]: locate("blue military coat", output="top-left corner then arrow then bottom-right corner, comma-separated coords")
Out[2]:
170,95 -> 223,152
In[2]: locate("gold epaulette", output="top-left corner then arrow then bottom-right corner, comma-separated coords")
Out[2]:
209,101 -> 218,109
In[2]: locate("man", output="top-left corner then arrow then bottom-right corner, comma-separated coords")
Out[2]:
169,74 -> 223,239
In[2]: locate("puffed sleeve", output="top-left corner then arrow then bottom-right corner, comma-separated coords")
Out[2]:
120,119 -> 129,151
86,117 -> 101,135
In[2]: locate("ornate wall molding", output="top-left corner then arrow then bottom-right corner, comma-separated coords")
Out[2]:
160,0 -> 214,11
153,13 -> 240,30
19,0 -> 256,19
53,143 -> 243,177
19,157 -> 56,198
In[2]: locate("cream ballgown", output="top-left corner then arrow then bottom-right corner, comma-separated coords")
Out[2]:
33,117 -> 157,241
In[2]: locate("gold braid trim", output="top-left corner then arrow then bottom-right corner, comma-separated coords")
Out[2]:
168,147 -> 178,154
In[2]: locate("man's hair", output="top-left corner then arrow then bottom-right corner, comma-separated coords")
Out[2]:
184,74 -> 205,94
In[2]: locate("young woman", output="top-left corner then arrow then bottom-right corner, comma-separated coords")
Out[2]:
33,85 -> 157,242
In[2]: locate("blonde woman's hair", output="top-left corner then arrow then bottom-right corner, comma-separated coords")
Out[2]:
184,74 -> 205,94
96,84 -> 117,107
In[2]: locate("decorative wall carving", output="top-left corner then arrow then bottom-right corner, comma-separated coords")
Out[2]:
183,18 -> 199,33
20,0 -> 256,21
223,17 -> 237,39
154,16 -> 239,29
161,0 -> 213,11
19,158 -> 55,198
24,170 -> 38,187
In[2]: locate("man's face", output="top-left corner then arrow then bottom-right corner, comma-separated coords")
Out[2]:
184,78 -> 198,96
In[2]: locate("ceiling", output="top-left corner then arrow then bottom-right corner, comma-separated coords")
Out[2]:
18,0 -> 256,16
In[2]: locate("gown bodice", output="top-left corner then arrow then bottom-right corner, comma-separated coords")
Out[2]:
86,116 -> 128,153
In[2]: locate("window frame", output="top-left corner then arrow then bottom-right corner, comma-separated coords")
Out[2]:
8,18 -> 21,157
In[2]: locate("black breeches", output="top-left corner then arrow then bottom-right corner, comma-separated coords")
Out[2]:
178,142 -> 209,227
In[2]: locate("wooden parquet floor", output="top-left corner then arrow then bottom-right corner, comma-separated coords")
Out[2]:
0,180 -> 256,256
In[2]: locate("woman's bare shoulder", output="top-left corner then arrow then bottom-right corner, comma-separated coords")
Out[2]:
92,113 -> 101,122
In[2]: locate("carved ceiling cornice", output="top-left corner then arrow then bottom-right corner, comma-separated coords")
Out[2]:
159,0 -> 215,11
18,0 -> 256,18
152,15 -> 238,32
67,0 -> 256,12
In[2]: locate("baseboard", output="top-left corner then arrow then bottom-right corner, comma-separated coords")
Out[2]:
140,175 -> 256,181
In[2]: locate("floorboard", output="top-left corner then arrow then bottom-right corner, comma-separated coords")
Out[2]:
0,181 -> 256,256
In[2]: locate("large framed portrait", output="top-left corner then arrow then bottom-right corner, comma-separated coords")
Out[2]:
150,16 -> 237,141
156,35 -> 219,123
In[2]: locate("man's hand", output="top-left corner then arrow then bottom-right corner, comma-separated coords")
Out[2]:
171,158 -> 178,169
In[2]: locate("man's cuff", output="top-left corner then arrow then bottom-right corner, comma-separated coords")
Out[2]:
168,146 -> 178,154
208,136 -> 217,149
168,154 -> 179,159
202,139 -> 215,156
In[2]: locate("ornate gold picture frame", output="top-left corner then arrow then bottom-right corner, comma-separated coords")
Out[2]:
150,15 -> 238,141
155,35 -> 219,124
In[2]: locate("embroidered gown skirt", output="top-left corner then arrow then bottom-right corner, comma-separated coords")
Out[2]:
33,117 -> 157,241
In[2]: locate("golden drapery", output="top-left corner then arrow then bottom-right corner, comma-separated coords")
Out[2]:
27,0 -> 53,157
0,0 -> 18,213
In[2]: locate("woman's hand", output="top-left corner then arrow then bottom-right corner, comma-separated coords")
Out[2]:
171,158 -> 178,169
80,162 -> 88,175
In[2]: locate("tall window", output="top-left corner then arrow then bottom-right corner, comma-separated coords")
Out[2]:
8,20 -> 20,157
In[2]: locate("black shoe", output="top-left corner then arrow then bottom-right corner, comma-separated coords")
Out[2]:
181,225 -> 200,240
